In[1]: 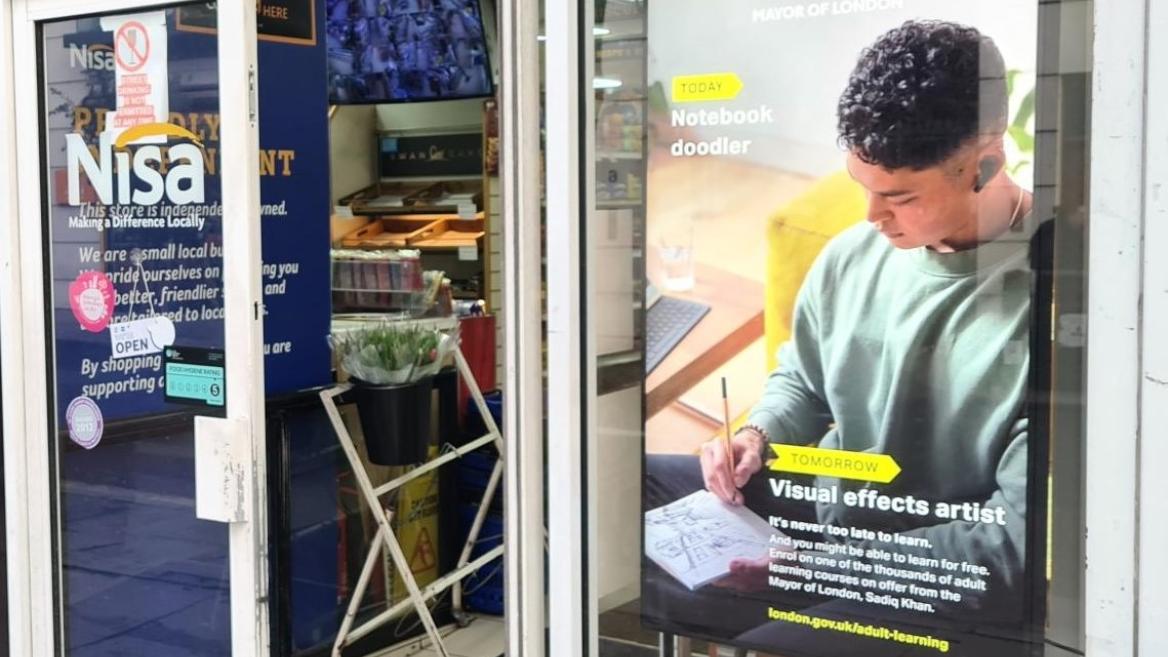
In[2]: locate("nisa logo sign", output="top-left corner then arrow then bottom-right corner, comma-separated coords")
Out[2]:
67,124 -> 207,206
68,44 -> 115,71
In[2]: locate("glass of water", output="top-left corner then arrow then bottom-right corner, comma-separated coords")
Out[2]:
656,220 -> 694,292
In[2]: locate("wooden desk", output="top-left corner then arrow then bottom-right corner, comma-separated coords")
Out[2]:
646,263 -> 764,418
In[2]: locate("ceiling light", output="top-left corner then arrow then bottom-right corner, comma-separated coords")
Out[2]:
538,27 -> 614,41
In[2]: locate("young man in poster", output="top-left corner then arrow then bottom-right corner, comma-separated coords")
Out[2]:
644,20 -> 1039,655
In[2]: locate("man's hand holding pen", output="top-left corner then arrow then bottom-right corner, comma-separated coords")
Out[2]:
701,426 -> 767,506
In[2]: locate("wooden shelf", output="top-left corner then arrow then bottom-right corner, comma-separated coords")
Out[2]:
341,180 -> 484,217
596,150 -> 643,161
336,214 -> 485,250
598,200 -> 643,210
407,217 -> 486,250
339,216 -> 442,248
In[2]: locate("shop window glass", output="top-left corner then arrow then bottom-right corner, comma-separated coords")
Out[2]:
582,1 -> 1092,655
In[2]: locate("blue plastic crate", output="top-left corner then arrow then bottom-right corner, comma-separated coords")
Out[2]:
456,450 -> 503,512
459,505 -> 504,615
465,391 -> 503,440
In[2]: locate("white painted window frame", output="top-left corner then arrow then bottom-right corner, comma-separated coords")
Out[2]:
1086,0 -> 1167,655
0,1 -> 267,655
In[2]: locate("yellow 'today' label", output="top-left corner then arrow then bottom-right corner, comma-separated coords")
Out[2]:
671,73 -> 744,102
769,444 -> 901,484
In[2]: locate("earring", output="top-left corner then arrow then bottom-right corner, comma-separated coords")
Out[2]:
974,158 -> 999,192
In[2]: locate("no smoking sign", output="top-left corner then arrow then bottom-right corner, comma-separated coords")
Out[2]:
115,20 -> 150,72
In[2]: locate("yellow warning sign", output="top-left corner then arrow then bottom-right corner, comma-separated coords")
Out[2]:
671,73 -> 745,103
383,446 -> 440,602
409,527 -> 437,573
768,444 -> 901,484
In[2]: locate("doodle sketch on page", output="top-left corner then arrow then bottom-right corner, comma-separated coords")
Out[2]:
645,490 -> 778,590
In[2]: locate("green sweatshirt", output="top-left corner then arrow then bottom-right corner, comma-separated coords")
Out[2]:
747,219 -> 1034,611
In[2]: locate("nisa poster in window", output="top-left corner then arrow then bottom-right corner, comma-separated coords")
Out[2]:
44,4 -> 331,428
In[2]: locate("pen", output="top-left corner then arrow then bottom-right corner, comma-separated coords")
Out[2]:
722,376 -> 735,488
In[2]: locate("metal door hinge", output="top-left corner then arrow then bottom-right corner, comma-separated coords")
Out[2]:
248,65 -> 257,125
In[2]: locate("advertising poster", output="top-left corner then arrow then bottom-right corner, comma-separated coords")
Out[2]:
45,1 -> 331,434
641,2 -> 1045,655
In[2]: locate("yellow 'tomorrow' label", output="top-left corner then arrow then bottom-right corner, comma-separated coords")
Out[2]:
769,444 -> 902,484
671,73 -> 744,102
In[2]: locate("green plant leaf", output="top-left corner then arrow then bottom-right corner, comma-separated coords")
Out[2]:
335,324 -> 445,378
1008,125 -> 1034,155
1006,69 -> 1020,97
1012,87 -> 1036,131
1009,160 -> 1030,176
647,81 -> 669,113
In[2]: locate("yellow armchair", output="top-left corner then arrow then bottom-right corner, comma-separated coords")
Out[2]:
764,171 -> 867,371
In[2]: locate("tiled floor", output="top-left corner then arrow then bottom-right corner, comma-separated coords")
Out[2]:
372,616 -> 504,657
365,613 -> 772,657
369,618 -> 663,657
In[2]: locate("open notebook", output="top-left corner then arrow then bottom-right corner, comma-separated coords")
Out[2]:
645,490 -> 776,590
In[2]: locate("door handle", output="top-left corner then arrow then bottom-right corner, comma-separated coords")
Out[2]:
194,415 -> 250,523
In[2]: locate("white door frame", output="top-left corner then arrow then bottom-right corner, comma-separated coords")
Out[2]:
498,0 -> 546,654
543,0 -> 596,655
1137,1 -> 1168,653
1,1 -> 267,655
0,1 -> 33,656
215,1 -> 269,655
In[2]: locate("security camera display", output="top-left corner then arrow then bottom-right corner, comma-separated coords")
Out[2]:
326,0 -> 493,103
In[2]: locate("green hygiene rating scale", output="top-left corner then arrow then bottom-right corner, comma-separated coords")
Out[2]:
164,346 -> 226,407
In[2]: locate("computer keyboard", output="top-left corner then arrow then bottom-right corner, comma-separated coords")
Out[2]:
646,296 -> 710,374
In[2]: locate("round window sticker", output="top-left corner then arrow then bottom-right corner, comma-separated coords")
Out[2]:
66,396 -> 104,450
68,271 -> 116,333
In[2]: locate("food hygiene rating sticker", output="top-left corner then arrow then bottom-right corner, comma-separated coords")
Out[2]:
164,346 -> 225,407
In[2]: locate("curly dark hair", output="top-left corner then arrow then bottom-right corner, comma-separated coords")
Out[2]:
837,20 -> 1008,170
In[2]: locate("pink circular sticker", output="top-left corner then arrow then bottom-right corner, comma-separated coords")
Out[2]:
66,396 -> 104,450
69,271 -> 115,333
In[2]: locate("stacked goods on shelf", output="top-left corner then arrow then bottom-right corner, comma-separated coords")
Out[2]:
331,249 -> 424,313
332,213 -> 486,311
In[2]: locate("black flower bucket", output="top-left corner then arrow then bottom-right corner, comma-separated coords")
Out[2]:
351,375 -> 434,465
